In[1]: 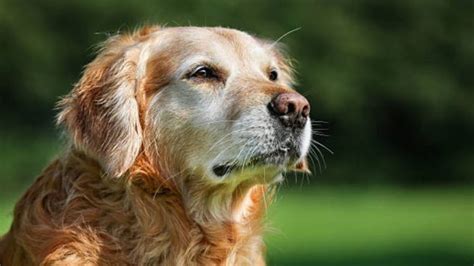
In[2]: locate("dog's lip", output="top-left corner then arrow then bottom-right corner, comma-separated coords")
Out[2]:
212,164 -> 236,177
212,147 -> 299,177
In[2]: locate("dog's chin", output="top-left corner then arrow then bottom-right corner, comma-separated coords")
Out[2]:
211,163 -> 285,184
209,149 -> 300,183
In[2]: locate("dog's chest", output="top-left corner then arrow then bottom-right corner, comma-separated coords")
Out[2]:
131,222 -> 264,265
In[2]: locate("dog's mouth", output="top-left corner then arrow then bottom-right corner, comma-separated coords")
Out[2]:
212,147 -> 299,177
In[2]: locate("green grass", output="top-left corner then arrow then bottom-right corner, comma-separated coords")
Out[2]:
0,197 -> 17,234
266,187 -> 474,265
1,187 -> 472,265
0,131 -> 60,194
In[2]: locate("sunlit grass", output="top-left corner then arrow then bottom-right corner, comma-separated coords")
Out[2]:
266,187 -> 473,265
0,197 -> 16,233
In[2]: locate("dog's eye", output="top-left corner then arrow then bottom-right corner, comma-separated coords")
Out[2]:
191,66 -> 217,79
269,70 -> 278,81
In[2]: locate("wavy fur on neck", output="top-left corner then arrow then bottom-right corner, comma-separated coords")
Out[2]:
1,150 -> 271,265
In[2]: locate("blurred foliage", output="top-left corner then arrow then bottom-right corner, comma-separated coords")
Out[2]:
0,0 -> 473,191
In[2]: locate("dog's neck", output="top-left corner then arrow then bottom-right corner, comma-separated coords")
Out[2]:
130,166 -> 270,226
184,180 -> 269,224
125,153 -> 271,264
56,150 -> 269,264
128,152 -> 272,223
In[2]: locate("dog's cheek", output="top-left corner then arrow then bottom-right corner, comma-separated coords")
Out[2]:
144,93 -> 196,170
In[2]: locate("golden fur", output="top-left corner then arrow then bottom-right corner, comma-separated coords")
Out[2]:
0,25 -> 310,265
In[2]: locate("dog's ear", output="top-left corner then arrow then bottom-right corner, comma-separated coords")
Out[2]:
57,35 -> 144,177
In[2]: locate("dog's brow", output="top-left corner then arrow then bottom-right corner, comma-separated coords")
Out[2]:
175,55 -> 213,76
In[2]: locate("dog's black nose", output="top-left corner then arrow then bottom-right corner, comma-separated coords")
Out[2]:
268,92 -> 310,129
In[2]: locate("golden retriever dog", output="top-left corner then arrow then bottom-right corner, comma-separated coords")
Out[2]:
0,25 -> 312,265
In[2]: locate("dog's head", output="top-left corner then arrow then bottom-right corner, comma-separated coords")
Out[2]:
58,26 -> 311,185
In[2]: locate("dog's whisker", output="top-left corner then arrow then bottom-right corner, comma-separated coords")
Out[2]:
310,120 -> 329,124
236,138 -> 259,175
270,27 -> 302,48
235,138 -> 256,173
311,139 -> 334,154
308,145 -> 322,174
312,128 -> 330,132
311,143 -> 327,170
206,128 -> 252,155
313,132 -> 330,137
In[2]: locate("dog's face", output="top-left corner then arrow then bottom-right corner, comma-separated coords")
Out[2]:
58,26 -> 311,185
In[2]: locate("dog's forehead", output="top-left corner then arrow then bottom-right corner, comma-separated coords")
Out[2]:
151,27 -> 273,67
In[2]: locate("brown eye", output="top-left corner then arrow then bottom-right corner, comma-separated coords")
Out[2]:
191,66 -> 217,79
269,70 -> 278,81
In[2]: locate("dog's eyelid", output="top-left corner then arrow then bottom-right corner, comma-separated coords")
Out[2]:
186,63 -> 223,81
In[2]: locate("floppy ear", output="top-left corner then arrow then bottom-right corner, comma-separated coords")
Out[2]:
57,37 -> 143,177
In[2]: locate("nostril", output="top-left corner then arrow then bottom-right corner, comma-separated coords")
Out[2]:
268,101 -> 280,116
302,105 -> 310,118
269,92 -> 310,129
269,94 -> 290,116
287,102 -> 296,114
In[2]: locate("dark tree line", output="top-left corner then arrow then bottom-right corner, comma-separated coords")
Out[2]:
1,0 -> 472,186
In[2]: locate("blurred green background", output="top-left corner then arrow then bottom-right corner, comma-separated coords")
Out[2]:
0,0 -> 473,265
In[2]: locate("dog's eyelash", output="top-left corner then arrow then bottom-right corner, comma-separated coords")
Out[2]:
189,65 -> 219,80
